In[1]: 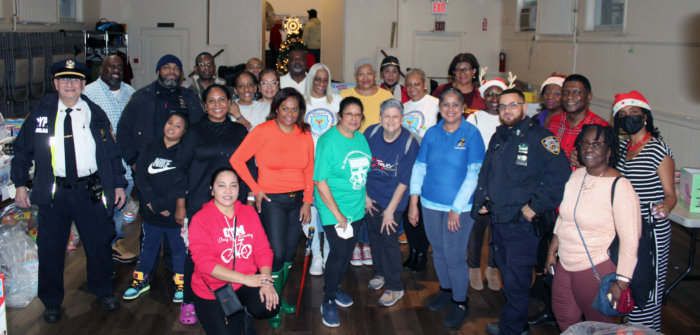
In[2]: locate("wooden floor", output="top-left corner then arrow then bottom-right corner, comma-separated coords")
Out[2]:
6,219 -> 700,334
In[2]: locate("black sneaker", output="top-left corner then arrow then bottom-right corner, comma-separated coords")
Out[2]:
527,310 -> 556,326
427,289 -> 452,311
43,306 -> 61,323
443,303 -> 469,327
100,294 -> 120,311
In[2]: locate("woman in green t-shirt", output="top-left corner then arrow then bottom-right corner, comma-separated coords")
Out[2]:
313,96 -> 372,328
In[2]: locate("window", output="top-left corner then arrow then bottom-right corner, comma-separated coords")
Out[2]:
59,0 -> 83,22
595,0 -> 625,29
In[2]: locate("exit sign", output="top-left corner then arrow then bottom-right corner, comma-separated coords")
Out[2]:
432,1 -> 447,14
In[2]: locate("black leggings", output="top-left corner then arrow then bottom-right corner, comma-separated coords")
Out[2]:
194,285 -> 279,335
401,201 -> 429,254
183,252 -> 195,304
259,192 -> 304,272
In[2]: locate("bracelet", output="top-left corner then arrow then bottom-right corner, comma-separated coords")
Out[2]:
247,196 -> 255,201
616,275 -> 630,283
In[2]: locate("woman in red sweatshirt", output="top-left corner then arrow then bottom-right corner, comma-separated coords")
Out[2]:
189,167 -> 279,334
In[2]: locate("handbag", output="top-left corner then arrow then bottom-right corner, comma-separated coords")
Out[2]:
571,173 -> 634,316
607,178 -> 657,310
202,216 -> 243,323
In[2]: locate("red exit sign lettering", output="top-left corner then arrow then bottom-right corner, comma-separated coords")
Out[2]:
432,2 -> 447,14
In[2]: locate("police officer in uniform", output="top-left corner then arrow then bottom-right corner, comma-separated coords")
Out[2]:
472,89 -> 570,335
11,59 -> 127,323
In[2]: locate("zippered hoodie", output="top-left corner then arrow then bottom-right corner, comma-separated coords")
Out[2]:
189,200 -> 273,299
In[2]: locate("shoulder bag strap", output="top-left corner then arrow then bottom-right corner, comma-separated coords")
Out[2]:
572,172 -> 601,282
202,216 -> 237,293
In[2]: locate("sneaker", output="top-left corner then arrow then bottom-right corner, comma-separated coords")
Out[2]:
362,244 -> 373,266
368,275 -> 385,290
321,300 -> 340,327
309,256 -> 324,276
443,303 -> 469,327
378,290 -> 404,307
123,271 -> 150,300
398,233 -> 408,244
112,240 -> 138,264
173,273 -> 184,303
350,245 -> 363,266
427,289 -> 452,311
334,288 -> 353,307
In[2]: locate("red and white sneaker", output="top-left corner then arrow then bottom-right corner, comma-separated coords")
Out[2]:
350,245 -> 363,266
362,244 -> 373,266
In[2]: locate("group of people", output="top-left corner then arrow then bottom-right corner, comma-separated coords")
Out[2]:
10,47 -> 675,335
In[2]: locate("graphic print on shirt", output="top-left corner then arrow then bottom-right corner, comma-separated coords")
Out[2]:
219,224 -> 253,263
370,156 -> 398,177
455,138 -> 466,150
147,157 -> 176,174
341,150 -> 371,190
305,108 -> 337,138
403,110 -> 425,134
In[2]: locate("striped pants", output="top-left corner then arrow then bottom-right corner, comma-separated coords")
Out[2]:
627,219 -> 670,331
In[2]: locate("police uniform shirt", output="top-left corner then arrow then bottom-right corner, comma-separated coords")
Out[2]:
54,98 -> 98,178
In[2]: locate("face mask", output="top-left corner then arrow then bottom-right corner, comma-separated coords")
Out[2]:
615,115 -> 645,134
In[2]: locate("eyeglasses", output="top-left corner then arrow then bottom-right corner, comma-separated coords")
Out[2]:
497,102 -> 524,111
260,81 -> 278,86
342,112 -> 363,119
197,62 -> 214,68
484,92 -> 500,98
579,141 -> 607,149
57,78 -> 82,84
454,67 -> 473,73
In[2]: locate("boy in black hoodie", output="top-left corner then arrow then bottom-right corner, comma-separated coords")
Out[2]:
124,112 -> 189,303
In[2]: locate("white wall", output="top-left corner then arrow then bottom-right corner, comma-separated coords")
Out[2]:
99,0 -> 262,88
342,0 -> 502,83
501,0 -> 700,168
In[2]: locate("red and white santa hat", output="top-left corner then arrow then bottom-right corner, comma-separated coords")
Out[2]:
612,90 -> 651,116
539,76 -> 565,94
479,78 -> 508,96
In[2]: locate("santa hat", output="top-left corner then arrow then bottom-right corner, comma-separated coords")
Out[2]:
539,76 -> 565,94
479,78 -> 508,96
612,90 -> 651,116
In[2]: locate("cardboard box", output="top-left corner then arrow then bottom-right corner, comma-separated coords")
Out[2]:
680,167 -> 700,213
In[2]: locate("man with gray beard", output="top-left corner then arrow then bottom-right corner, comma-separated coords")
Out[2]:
117,54 -> 204,168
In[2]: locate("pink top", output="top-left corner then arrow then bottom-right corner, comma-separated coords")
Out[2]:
554,168 -> 641,278
189,200 -> 273,299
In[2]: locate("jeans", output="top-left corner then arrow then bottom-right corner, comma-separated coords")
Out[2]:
310,205 -> 330,261
421,207 -> 474,302
323,220 -> 361,301
259,191 -> 304,272
366,207 -> 404,291
136,222 -> 186,275
112,177 -> 134,245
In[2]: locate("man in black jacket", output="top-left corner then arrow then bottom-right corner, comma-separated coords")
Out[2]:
472,89 -> 570,335
117,54 -> 204,168
11,59 -> 127,323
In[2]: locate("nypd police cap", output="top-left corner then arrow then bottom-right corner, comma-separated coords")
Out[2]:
50,59 -> 89,79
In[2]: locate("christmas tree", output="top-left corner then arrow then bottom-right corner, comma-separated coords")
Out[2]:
276,17 -> 309,74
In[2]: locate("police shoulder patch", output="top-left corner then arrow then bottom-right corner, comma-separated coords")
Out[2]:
541,136 -> 560,155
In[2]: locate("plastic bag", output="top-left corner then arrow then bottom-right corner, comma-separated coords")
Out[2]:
0,203 -> 38,240
0,222 -> 39,308
66,224 -> 80,252
562,321 -> 660,335
123,197 -> 139,224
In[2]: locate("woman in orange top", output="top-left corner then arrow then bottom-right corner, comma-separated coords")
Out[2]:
229,87 -> 314,328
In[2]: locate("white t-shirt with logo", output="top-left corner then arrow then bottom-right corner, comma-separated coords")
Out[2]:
305,94 -> 341,146
466,110 -> 502,150
402,95 -> 439,139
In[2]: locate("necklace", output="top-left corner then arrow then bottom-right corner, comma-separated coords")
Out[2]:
627,132 -> 650,151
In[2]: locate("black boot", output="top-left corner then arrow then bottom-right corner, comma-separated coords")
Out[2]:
403,249 -> 417,270
412,252 -> 427,273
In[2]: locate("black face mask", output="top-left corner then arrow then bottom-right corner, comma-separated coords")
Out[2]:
615,115 -> 645,134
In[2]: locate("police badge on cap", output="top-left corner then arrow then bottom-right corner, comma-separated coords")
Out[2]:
51,59 -> 89,79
